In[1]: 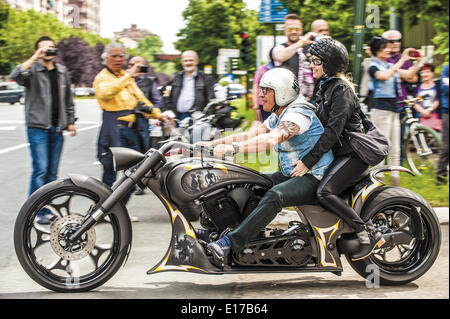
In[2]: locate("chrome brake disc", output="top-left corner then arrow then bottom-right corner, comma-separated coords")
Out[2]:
50,214 -> 96,261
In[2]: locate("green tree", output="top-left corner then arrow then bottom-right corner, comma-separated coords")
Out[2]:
175,0 -> 272,74
127,34 -> 177,75
0,3 -> 109,75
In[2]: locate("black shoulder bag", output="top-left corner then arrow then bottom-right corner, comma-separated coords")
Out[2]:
346,110 -> 391,166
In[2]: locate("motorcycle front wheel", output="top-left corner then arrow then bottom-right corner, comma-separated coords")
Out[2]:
14,179 -> 130,292
346,187 -> 441,286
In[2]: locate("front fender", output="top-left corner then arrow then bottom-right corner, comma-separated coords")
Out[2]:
68,174 -> 133,265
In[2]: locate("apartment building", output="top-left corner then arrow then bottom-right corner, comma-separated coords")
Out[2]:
2,0 -> 100,34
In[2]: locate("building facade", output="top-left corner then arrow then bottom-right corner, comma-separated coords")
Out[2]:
3,0 -> 68,21
67,0 -> 100,34
2,0 -> 100,34
113,24 -> 153,49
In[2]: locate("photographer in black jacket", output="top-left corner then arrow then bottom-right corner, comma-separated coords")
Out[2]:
168,50 -> 215,120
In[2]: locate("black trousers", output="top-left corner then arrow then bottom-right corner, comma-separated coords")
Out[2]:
316,156 -> 368,233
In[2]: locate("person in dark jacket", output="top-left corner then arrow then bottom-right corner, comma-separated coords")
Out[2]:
168,50 -> 215,120
290,38 -> 385,261
10,36 -> 77,224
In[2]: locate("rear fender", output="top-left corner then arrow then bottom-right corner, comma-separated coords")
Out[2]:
352,166 -> 415,215
68,174 -> 133,265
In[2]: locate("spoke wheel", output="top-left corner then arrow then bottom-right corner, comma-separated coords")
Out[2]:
15,179 -> 129,292
369,205 -> 433,274
346,187 -> 441,285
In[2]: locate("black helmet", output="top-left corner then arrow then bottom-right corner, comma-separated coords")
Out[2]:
307,37 -> 349,77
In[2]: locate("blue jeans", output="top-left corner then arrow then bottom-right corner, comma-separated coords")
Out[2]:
136,116 -> 150,152
27,126 -> 64,196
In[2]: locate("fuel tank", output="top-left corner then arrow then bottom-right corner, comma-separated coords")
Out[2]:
161,157 -> 273,205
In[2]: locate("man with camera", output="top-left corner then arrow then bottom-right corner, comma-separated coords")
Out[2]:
94,43 -> 171,211
127,56 -> 165,153
271,14 -> 317,100
10,36 -> 76,224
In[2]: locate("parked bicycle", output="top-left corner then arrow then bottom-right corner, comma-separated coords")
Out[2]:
399,96 -> 443,175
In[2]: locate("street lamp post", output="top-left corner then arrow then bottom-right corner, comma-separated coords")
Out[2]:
352,0 -> 366,95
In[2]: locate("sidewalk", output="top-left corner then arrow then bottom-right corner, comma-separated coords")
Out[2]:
271,207 -> 449,226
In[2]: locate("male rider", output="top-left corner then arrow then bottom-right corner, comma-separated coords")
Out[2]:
198,68 -> 334,260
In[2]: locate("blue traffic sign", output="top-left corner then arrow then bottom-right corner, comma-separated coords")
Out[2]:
259,0 -> 288,23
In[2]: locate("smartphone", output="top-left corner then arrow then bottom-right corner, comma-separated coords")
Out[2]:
45,48 -> 58,56
140,66 -> 149,73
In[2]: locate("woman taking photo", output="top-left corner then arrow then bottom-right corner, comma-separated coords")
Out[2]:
368,36 -> 421,186
292,37 -> 383,261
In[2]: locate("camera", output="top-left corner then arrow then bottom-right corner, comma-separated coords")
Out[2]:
409,50 -> 421,58
139,66 -> 149,73
45,48 -> 58,56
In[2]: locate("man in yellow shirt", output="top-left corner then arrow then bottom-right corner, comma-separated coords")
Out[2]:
93,42 -> 168,192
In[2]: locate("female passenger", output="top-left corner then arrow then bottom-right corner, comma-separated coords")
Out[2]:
292,37 -> 384,260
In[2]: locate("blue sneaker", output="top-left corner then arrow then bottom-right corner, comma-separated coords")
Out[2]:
207,235 -> 231,259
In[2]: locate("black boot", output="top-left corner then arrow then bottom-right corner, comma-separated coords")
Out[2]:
351,223 -> 385,261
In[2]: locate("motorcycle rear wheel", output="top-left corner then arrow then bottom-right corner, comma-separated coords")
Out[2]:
346,187 -> 441,286
14,179 -> 129,292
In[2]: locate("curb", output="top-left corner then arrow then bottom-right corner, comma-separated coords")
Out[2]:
270,207 -> 449,226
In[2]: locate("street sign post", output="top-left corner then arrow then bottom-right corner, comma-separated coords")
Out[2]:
217,48 -> 240,75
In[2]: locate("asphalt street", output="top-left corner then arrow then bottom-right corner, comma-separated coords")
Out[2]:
0,99 -> 448,299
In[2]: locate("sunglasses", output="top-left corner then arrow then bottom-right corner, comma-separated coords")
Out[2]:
308,57 -> 323,66
286,27 -> 301,32
388,39 -> 402,43
259,87 -> 272,95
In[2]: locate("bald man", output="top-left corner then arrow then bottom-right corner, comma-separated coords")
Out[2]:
168,50 -> 215,120
311,19 -> 330,36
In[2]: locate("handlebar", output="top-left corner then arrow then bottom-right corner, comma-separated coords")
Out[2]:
158,141 -> 214,157
397,96 -> 424,106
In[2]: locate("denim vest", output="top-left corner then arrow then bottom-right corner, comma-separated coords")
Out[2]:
266,101 -> 334,179
370,58 -> 402,99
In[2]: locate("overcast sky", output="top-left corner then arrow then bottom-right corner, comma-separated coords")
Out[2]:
99,0 -> 261,54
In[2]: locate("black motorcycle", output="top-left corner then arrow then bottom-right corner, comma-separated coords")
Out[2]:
14,142 -> 441,292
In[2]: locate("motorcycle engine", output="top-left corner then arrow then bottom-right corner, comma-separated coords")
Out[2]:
199,186 -> 261,234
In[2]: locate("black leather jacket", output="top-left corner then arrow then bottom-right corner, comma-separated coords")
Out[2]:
302,77 -> 362,169
10,62 -> 75,131
168,70 -> 215,115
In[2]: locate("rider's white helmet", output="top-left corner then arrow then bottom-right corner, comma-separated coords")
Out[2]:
259,68 -> 299,108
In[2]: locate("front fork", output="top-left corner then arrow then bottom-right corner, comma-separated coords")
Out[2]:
409,124 -> 432,156
68,150 -> 165,243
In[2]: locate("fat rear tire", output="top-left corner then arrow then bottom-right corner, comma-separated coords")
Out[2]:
346,187 -> 441,286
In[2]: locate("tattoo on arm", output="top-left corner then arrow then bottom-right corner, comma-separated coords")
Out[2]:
277,121 -> 300,142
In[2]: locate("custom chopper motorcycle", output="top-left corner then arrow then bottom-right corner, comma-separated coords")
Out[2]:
14,142 -> 441,292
